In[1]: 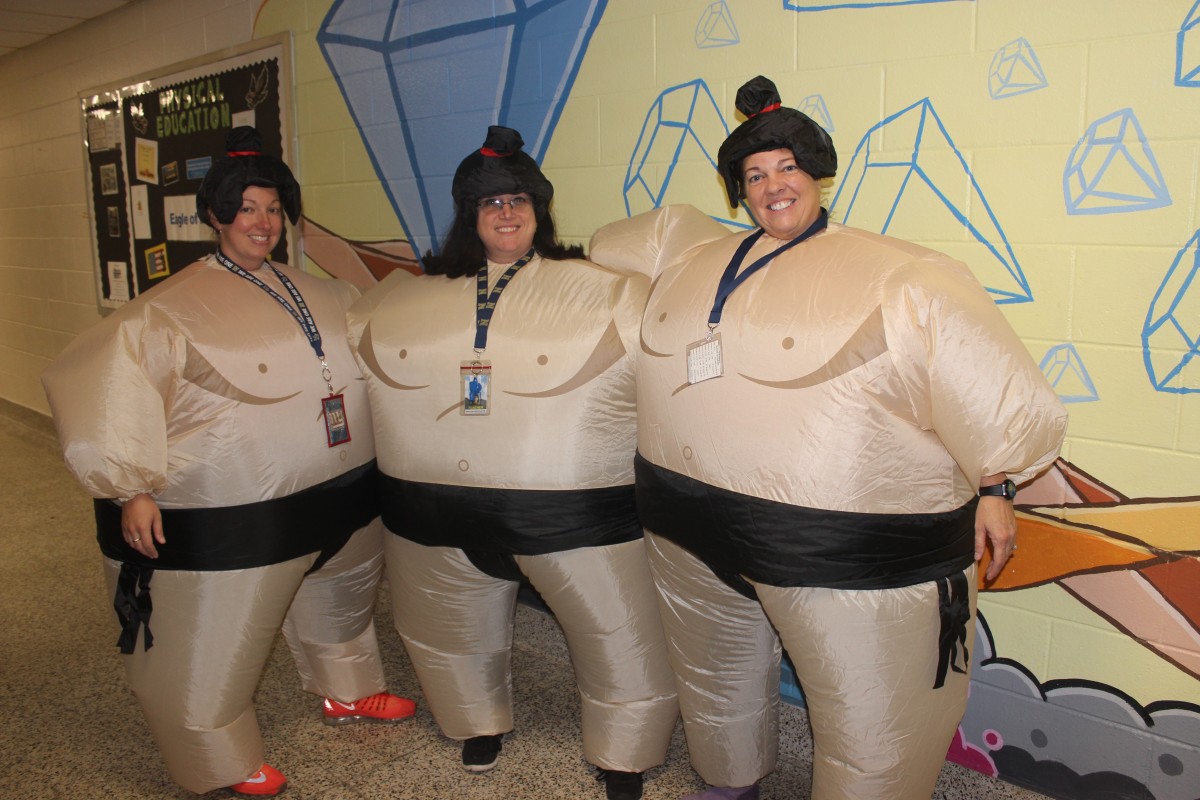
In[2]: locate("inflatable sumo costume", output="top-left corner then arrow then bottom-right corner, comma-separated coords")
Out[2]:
42,127 -> 412,796
589,77 -> 1068,800
347,126 -> 677,800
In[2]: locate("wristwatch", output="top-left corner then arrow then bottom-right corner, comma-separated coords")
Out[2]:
979,479 -> 1018,500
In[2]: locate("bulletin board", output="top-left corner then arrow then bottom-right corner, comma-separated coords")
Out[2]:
79,34 -> 295,308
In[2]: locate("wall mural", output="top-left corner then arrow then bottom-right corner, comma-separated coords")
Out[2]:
695,1 -> 738,49
255,1 -> 1200,798
623,80 -> 739,227
830,98 -> 1033,304
1039,344 -> 1099,405
988,38 -> 1048,100
798,94 -> 835,133
317,0 -> 607,259
957,461 -> 1200,799
1144,230 -> 1200,394
1176,1 -> 1200,87
1063,108 -> 1172,216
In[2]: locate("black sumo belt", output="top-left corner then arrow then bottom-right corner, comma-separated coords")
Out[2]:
635,453 -> 975,690
94,460 -> 379,655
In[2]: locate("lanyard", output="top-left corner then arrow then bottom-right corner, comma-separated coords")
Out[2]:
216,251 -> 335,394
474,248 -> 535,351
708,208 -> 828,327
216,251 -> 324,359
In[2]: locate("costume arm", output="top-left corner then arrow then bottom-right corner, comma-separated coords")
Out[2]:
589,205 -> 729,280
42,305 -> 173,500
611,271 -> 651,360
884,258 -> 1067,486
345,269 -> 412,358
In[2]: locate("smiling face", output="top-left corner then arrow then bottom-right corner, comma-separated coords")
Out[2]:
476,193 -> 537,263
741,148 -> 823,241
215,185 -> 283,269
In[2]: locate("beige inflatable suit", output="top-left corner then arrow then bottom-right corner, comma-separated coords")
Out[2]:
590,76 -> 1068,800
42,254 -> 391,793
347,126 -> 677,794
349,253 -> 678,771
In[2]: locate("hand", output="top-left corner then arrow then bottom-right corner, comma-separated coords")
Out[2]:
975,495 -> 1016,582
121,493 -> 164,559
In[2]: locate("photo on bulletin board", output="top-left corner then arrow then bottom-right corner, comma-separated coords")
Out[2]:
79,34 -> 295,308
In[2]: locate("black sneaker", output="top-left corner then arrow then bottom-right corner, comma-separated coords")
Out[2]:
461,734 -> 503,773
595,769 -> 643,800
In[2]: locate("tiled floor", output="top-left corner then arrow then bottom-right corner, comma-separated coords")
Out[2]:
1,405 -> 1053,799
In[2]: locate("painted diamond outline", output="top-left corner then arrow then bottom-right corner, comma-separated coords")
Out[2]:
1176,0 -> 1200,86
623,79 -> 751,229
1063,108 -> 1171,216
1143,228 -> 1200,394
696,1 -> 738,49
829,97 -> 1033,304
1039,344 -> 1098,403
798,94 -> 834,133
989,37 -> 1048,99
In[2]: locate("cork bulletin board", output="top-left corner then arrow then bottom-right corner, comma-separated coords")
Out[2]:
80,34 -> 295,308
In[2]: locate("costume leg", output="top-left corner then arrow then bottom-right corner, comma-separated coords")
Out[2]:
282,518 -> 388,702
756,567 -> 977,800
517,538 -> 678,772
645,533 -> 779,787
103,554 -> 313,793
385,534 -> 519,739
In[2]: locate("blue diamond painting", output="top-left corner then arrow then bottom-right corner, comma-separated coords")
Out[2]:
784,0 -> 972,11
1176,0 -> 1200,86
696,1 -> 738,49
623,79 -> 750,229
1143,229 -> 1200,394
798,94 -> 834,133
1063,108 -> 1171,215
1039,344 -> 1098,403
829,98 -> 1033,304
318,0 -> 608,259
989,38 -> 1048,99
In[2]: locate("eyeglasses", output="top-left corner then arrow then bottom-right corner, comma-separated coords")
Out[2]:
478,196 -> 531,212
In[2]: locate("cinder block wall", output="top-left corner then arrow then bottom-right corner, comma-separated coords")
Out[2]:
0,0 -> 261,413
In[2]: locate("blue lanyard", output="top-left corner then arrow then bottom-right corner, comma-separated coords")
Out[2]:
474,248 -> 536,351
216,251 -> 325,360
708,208 -> 828,327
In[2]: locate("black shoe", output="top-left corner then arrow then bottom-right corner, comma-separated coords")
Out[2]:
461,734 -> 503,773
595,769 -> 643,800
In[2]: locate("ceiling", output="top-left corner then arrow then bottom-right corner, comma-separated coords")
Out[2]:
0,0 -> 131,59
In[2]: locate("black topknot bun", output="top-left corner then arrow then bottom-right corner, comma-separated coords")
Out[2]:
196,125 -> 301,227
716,76 -> 837,207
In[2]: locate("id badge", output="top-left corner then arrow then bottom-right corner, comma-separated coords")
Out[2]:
686,332 -> 724,384
322,393 -> 352,446
461,360 -> 492,416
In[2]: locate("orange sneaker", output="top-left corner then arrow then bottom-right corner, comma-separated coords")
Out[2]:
323,692 -> 416,726
228,764 -> 287,797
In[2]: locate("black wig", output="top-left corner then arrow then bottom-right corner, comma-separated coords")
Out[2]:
422,126 -> 583,278
196,126 -> 301,227
715,76 -> 837,208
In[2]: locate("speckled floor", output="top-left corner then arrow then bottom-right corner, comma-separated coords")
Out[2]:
1,403 -> 1053,800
